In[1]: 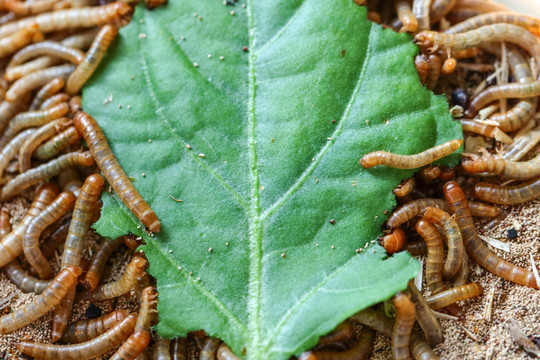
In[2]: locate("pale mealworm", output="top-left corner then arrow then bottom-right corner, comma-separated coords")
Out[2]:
396,1 -> 418,32
9,40 -> 84,67
74,111 -> 161,232
503,126 -> 540,161
412,0 -> 431,31
404,239 -> 427,256
298,326 -> 376,360
17,313 -> 137,359
429,0 -> 457,24
0,208 -> 10,238
462,153 -> 540,180
425,283 -> 483,309
474,178 -> 540,205
380,228 -> 406,254
459,120 -> 512,144
217,343 -> 242,360
444,181 -> 538,288
5,0 -> 58,16
0,95 -> 29,134
407,282 -> 443,347
446,12 -> 540,34
152,337 -> 171,360
393,178 -> 415,197
0,265 -> 80,333
0,128 -> 35,178
416,219 -> 444,295
41,93 -> 71,110
5,64 -> 75,102
392,292 -> 415,360
24,191 -> 75,279
361,139 -> 462,169
317,320 -> 354,345
0,151 -> 94,202
0,23 -> 42,59
415,54 -> 429,85
170,337 -> 188,360
29,77 -> 65,110
3,258 -> 50,293
34,125 -> 81,160
60,310 -> 130,344
426,54 -> 441,90
419,165 -> 441,180
466,81 -> 540,117
200,337 -> 222,360
423,206 -> 463,280
66,25 -> 118,95
84,237 -> 123,290
110,330 -> 151,360
441,57 -> 457,75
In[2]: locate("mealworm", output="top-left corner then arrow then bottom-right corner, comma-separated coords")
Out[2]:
503,126 -> 540,161
444,181 -> 538,288
474,178 -> 540,205
84,237 -> 123,290
60,310 -> 130,344
17,313 -> 137,359
0,23 -> 42,59
4,56 -> 61,82
110,330 -> 151,360
361,139 -> 462,169
419,165 -> 441,180
74,111 -> 161,232
430,0 -> 457,24
425,283 -> 483,309
66,25 -> 118,95
0,95 -> 29,134
317,320 -> 354,345
446,12 -> 540,34
135,286 -> 157,333
415,54 -> 429,85
3,258 -> 50,293
452,0 -> 509,13
441,57 -> 457,75
392,292 -> 415,360
200,337 -> 222,360
404,239 -> 427,256
393,178 -> 415,198
24,191 -> 75,279
412,0 -> 431,31
0,128 -> 35,178
170,337 -> 188,360
298,326 -> 376,360
453,251 -> 470,286
0,183 -> 58,268
0,208 -> 10,238
459,120 -> 512,144
490,99 -> 537,132
462,153 -> 540,180
153,337 -> 171,360
410,333 -> 439,360
5,0 -> 58,16
426,54 -> 441,90
416,219 -> 444,295
407,282 -> 443,347
423,206 -> 463,280
29,77 -> 65,110
41,93 -> 71,110
380,228 -> 406,254
34,125 -> 81,160
0,265 -> 80,333
69,95 -> 82,114
452,47 -> 481,59
217,343 -> 242,360
5,64 -> 75,102
0,151 -> 94,202
466,81 -> 540,117
59,168 -> 83,196
396,1 -> 418,32
0,2 -> 133,38
10,40 -> 85,68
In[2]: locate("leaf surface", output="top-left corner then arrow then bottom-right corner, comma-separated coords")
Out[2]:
84,1 -> 462,358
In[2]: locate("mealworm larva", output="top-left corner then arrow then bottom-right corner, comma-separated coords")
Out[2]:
423,206 -> 463,280
9,40 -> 85,68
58,167 -> 83,196
460,120 -> 512,144
298,326 -> 376,360
0,95 -> 29,134
60,310 -> 130,344
392,292 -> 415,360
412,0 -> 431,31
393,178 -> 416,197
5,0 -> 58,16
110,330 -> 151,360
0,183 -> 58,268
3,258 -> 50,293
474,178 -> 540,205
0,208 -> 10,238
466,81 -> 540,117
446,12 -> 540,34
489,99 -> 537,133
415,54 -> 429,85
409,333 -> 439,360
170,337 -> 188,360
361,139 -> 462,169
429,0 -> 457,24
407,282 -> 443,347
404,239 -> 427,256
350,308 -> 393,337
380,228 -> 406,254
41,93 -> 71,110
425,283 -> 483,309
38,216 -> 71,262
152,337 -> 171,360
503,126 -> 540,161
416,219 -> 444,295
34,125 -> 81,160
84,237 -> 123,290
462,153 -> 540,180
17,313 -> 137,359
453,251 -> 470,286
444,181 -> 538,288
0,265 -> 80,333
317,320 -> 354,345
74,111 -> 161,232
29,77 -> 65,110
419,165 -> 441,180
0,23 -> 42,59
396,1 -> 418,32
5,64 -> 75,102
69,95 -> 82,114
0,128 -> 35,178
24,191 -> 75,279
135,286 -> 157,333
66,25 -> 118,95
451,47 -> 481,59
0,151 -> 94,202
217,343 -> 242,360
441,57 -> 457,75
200,337 -> 222,360
4,56 -> 61,82
426,54 -> 441,90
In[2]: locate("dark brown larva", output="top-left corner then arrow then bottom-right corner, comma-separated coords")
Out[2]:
317,320 -> 354,345
84,237 -> 123,290
60,310 -> 130,344
392,292 -> 415,360
474,178 -> 540,205
200,337 -> 222,360
425,283 -> 483,310
152,337 -> 171,360
416,219 -> 444,295
407,282 -> 443,347
170,337 -> 188,360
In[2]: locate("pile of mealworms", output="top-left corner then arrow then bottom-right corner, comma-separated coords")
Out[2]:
0,0 -> 539,359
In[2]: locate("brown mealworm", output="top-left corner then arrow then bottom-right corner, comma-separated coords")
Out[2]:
430,0 -> 457,24
200,337 -> 223,360
380,228 -> 406,254
503,126 -> 540,161
66,25 -> 118,94
452,47 -> 481,59
415,54 -> 429,85
84,237 -> 123,290
5,64 -> 74,102
317,320 -> 354,345
170,337 -> 188,360
152,337 -> 171,360
73,111 -> 161,232
466,81 -> 540,117
0,265 -> 80,333
441,57 -> 457,75
426,54 -> 441,90
490,100 -> 537,133
38,216 -> 71,261
3,258 -> 50,293
17,312 -> 137,359
110,330 -> 151,360
0,128 -> 35,178
10,40 -> 84,67
459,120 -> 512,144
60,310 -> 130,344
453,251 -> 470,286
396,1 -> 418,32
5,0 -> 58,16
217,344 -> 242,360
361,139 -> 462,169
419,165 -> 441,180
461,153 -> 540,180
29,77 -> 65,110
446,12 -> 540,34
0,151 -> 94,202
407,282 -> 443,347
474,178 -> 540,205
412,0 -> 430,31
135,286 -> 157,333
444,181 -> 538,288
416,219 -> 445,295
404,239 -> 427,256
0,23 -> 42,59
410,333 -> 439,360
452,0 -> 509,13
393,178 -> 415,197
299,327 -> 376,360
392,292 -> 415,360
69,95 -> 82,114
24,191 -> 75,279
425,283 -> 483,309
34,126 -> 81,160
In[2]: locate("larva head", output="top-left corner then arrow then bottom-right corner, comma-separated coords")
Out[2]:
112,2 -> 135,28
380,228 -> 406,254
422,206 -> 442,221
413,31 -> 434,49
80,151 -> 96,167
359,153 -> 378,169
131,255 -> 149,272
415,218 -> 430,237
142,286 -> 158,303
443,181 -> 466,205
65,265 -> 83,278
82,174 -> 105,197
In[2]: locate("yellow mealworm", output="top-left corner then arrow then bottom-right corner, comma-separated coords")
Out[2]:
5,64 -> 75,102
504,126 -> 540,161
10,40 -> 84,68
29,78 -> 65,110
416,219 -> 445,295
0,183 -> 58,268
489,100 -> 537,133
110,330 -> 151,360
5,0 -> 58,16
404,239 -> 427,256
170,337 -> 188,360
0,151 -> 94,202
24,191 -> 75,279
412,0 -> 431,31
299,327 -> 376,360
60,310 -> 130,344
453,251 -> 470,286
66,25 -> 117,95
0,95 -> 29,134
392,292 -> 415,360
0,208 -> 10,238
415,54 -> 429,86
407,282 -> 443,347
459,120 -> 511,144
393,178 -> 415,197
0,265 -> 80,333
430,0 -> 457,24
396,1 -> 418,33
135,286 -> 157,333
423,206 -> 463,280
201,337 -> 222,360
153,337 -> 172,360
17,313 -> 137,359
462,153 -> 540,180
361,139 -> 462,169
466,81 -> 540,117
441,57 -> 457,75
0,23 -> 42,59
217,344 -> 242,360
78,255 -> 148,302
74,111 -> 161,232
3,258 -> 50,293
380,228 -> 406,254
0,2 -> 133,38
446,12 -> 540,34
444,181 -> 538,288
4,56 -> 61,82
452,47 -> 481,59
410,333 -> 439,360
58,167 -> 83,196
40,93 -> 71,110
425,283 -> 483,309
426,54 -> 441,90
0,128 -> 35,178
84,237 -> 123,290
474,178 -> 540,205
317,320 -> 354,345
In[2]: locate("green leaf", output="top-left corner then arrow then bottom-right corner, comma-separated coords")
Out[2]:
83,1 -> 462,359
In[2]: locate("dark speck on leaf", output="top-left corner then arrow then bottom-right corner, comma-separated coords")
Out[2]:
330,219 -> 335,225
506,228 -> 518,239
341,49 -> 346,57
86,303 -> 102,319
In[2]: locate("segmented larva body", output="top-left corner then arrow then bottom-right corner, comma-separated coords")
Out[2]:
317,320 -> 354,345
84,237 -> 123,290
58,168 -> 83,196
41,93 -> 71,110
0,266 -> 80,334
170,337 -> 188,360
39,216 -> 71,261
423,206 -> 463,280
0,95 -> 30,134
444,181 -> 538,288
396,1 -> 418,32
452,0 -> 510,14
460,120 -> 512,144
452,47 -> 481,59
217,344 -> 242,360
393,178 -> 415,198
34,126 -> 82,160
152,337 -> 171,360
445,12 -> 540,34
407,282 -> 443,347
380,228 -> 406,254
0,128 -> 35,178
490,99 -> 537,133
200,337 -> 223,360
110,330 -> 151,360
0,23 -> 42,59
429,0 -> 457,24
135,286 -> 157,333
441,57 -> 457,75
462,154 -> 540,180
10,40 -> 85,68
426,54 -> 441,90
415,54 -> 429,85
392,292 -> 415,360
17,313 -> 138,359
74,111 -> 161,232
466,81 -> 540,117
350,308 -> 393,337
69,95 -> 82,114
3,258 -> 50,293
361,140 -> 462,169
66,25 -> 118,95
298,326 -> 376,360
0,208 -> 10,237
474,178 -> 540,205
453,251 -> 470,286
412,0 -> 431,31
504,126 -> 540,161
4,56 -> 60,82
5,64 -> 74,102
419,165 -> 441,180
404,239 -> 427,256
29,77 -> 65,110
24,191 -> 75,279
0,151 -> 94,202
60,310 -> 130,344
0,183 -> 58,268
410,333 -> 439,360
425,283 -> 483,309
5,0 -> 57,16
416,219 -> 444,295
